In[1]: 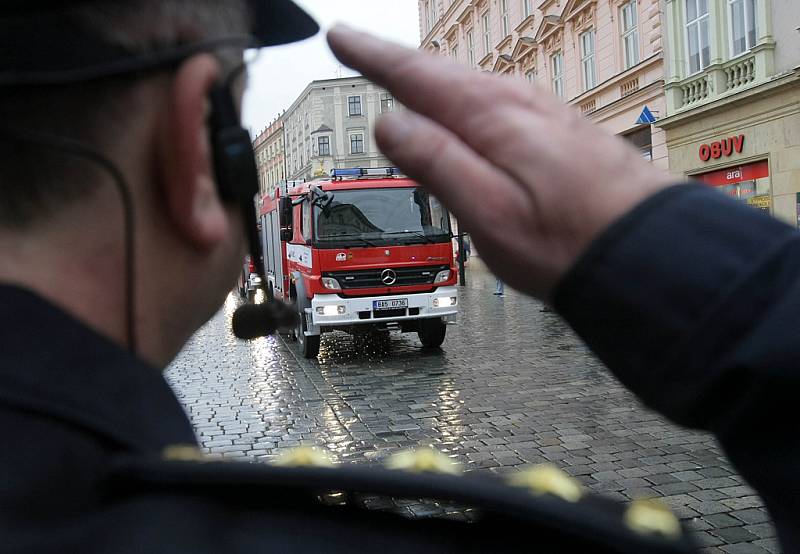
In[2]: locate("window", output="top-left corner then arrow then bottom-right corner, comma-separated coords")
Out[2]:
318,136 -> 330,156
350,133 -> 364,154
481,12 -> 491,55
523,0 -> 533,18
347,95 -> 362,116
467,29 -> 476,66
580,29 -> 597,90
302,200 -> 312,242
315,188 -> 451,242
685,0 -> 710,74
729,0 -> 757,57
451,45 -> 459,61
424,2 -> 431,32
501,0 -> 510,37
551,51 -> 564,98
525,69 -> 536,82
380,92 -> 394,113
620,0 -> 640,69
623,126 -> 653,161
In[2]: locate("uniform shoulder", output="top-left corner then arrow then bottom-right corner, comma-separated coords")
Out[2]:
103,445 -> 696,553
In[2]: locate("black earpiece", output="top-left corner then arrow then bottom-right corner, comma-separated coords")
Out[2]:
208,83 -> 263,276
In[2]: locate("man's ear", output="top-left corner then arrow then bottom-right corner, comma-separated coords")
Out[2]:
160,54 -> 230,250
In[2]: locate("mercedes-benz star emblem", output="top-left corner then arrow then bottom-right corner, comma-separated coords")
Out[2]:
380,269 -> 397,286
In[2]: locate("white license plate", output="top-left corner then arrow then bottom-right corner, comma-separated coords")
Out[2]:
373,299 -> 408,311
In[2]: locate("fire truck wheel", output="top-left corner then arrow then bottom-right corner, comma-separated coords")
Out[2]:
237,271 -> 247,299
418,318 -> 446,348
296,311 -> 320,359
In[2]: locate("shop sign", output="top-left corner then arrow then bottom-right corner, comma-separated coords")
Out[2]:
747,195 -> 771,210
694,159 -> 769,186
698,134 -> 745,162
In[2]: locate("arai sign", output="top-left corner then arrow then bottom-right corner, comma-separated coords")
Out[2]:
699,134 -> 745,162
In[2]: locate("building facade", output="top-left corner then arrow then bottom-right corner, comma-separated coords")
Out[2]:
253,117 -> 286,199
656,0 -> 800,225
282,76 -> 397,182
420,0 -> 669,167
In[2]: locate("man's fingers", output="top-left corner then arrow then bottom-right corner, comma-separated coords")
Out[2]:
375,111 -> 532,243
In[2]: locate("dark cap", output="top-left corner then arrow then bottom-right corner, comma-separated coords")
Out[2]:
0,0 -> 319,85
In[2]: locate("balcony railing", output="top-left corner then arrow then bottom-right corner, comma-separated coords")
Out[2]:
680,73 -> 711,107
724,54 -> 756,92
666,48 -> 770,115
620,76 -> 640,97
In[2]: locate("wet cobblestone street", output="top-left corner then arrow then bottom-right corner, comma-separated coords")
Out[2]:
167,258 -> 778,553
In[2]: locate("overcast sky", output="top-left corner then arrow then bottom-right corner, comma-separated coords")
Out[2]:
242,0 -> 421,137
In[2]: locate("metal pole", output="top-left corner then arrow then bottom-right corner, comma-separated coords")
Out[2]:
457,232 -> 466,287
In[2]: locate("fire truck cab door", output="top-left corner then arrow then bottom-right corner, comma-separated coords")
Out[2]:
269,207 -> 284,298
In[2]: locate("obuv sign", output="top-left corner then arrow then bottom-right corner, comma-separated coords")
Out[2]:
699,135 -> 745,162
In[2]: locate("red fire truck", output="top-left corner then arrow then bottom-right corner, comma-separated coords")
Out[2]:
259,167 -> 459,358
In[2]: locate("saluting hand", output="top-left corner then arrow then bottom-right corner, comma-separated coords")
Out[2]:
327,26 -> 674,299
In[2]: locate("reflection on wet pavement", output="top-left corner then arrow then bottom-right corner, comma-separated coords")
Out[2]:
167,258 -> 775,547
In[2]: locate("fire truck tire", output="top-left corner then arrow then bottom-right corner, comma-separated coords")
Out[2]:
418,318 -> 446,348
296,311 -> 320,359
237,271 -> 247,299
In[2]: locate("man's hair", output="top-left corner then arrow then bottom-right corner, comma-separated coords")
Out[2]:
0,0 -> 249,227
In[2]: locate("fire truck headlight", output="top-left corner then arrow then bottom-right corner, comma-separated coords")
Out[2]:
321,277 -> 342,291
316,305 -> 345,316
433,296 -> 457,308
434,270 -> 451,284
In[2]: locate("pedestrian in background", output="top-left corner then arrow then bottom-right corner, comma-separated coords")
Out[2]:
494,277 -> 504,296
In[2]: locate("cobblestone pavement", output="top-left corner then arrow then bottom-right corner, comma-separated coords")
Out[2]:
167,258 -> 778,553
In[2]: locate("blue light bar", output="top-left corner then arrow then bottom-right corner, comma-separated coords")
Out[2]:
330,168 -> 362,177
330,167 -> 402,178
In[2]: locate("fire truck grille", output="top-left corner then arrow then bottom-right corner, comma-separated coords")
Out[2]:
323,265 -> 449,290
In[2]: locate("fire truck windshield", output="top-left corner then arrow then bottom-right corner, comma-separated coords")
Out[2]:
314,187 -> 451,247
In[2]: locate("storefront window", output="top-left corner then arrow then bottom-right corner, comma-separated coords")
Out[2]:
795,193 -> 800,228
695,160 -> 771,213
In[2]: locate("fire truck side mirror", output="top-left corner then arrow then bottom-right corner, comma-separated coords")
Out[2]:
279,197 -> 293,241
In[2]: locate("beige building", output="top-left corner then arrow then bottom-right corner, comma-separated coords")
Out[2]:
420,0 -> 669,167
283,76 -> 397,182
656,0 -> 800,225
253,117 -> 286,199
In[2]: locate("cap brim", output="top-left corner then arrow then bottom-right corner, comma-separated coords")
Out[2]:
0,0 -> 320,86
250,0 -> 319,47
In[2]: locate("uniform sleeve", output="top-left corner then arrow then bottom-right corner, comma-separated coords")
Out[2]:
553,184 -> 800,549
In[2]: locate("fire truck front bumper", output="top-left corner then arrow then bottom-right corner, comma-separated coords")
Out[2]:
309,287 -> 459,330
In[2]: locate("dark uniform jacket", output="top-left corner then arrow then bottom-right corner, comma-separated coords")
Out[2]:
2,183 -> 791,552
